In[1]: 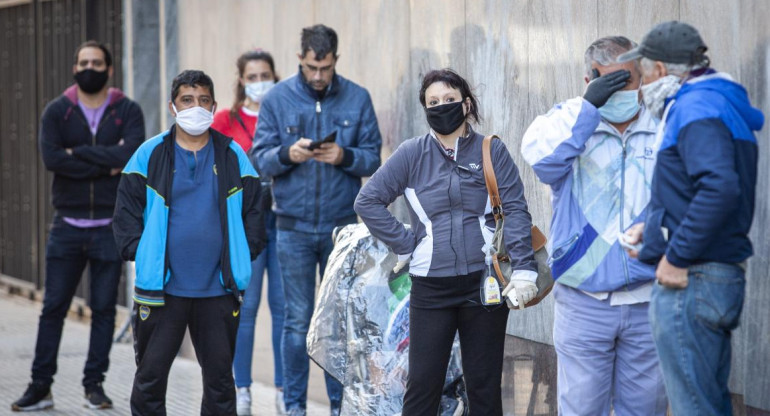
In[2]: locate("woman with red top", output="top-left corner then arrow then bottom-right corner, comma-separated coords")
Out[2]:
212,50 -> 284,416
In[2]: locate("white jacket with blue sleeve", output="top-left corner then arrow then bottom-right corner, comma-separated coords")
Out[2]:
521,97 -> 657,292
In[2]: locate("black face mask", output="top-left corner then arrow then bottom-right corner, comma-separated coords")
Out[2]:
425,101 -> 466,135
74,69 -> 109,94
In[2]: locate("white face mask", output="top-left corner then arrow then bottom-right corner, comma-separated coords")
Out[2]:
172,103 -> 214,136
598,87 -> 641,123
641,75 -> 683,119
244,80 -> 275,103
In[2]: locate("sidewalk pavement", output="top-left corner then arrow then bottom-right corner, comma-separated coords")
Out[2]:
0,288 -> 329,415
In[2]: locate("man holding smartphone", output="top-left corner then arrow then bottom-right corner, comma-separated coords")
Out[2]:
252,24 -> 381,416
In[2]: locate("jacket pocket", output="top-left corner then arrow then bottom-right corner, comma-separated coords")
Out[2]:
281,113 -> 302,143
333,115 -> 360,146
550,232 -> 581,278
551,233 -> 579,262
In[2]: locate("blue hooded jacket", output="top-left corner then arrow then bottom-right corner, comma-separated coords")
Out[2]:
639,72 -> 764,267
252,71 -> 382,233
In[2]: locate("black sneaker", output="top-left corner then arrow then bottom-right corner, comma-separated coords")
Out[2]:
84,383 -> 113,410
11,382 -> 54,412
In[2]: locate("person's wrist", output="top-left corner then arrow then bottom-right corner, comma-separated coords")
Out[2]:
279,145 -> 295,165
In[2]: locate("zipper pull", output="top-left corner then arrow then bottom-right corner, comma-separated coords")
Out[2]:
316,101 -> 321,113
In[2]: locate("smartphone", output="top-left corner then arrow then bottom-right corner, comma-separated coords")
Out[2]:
617,232 -> 642,252
307,131 -> 337,150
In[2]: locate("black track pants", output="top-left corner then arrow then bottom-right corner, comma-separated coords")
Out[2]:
402,302 -> 509,416
130,295 -> 240,416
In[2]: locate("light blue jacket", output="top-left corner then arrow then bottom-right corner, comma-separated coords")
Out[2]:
114,127 -> 263,306
521,98 -> 657,292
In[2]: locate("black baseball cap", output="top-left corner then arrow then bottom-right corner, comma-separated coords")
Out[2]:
618,21 -> 708,64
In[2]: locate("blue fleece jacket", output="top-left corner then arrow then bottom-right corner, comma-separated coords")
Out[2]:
639,72 -> 764,267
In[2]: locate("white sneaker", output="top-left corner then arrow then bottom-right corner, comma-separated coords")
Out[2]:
236,387 -> 251,416
275,388 -> 287,415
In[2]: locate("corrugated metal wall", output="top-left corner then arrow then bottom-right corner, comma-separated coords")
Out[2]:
0,0 -> 124,303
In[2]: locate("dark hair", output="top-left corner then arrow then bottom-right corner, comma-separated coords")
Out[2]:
300,24 -> 338,60
74,40 -> 112,67
419,68 -> 481,124
171,70 -> 215,102
230,50 -> 280,118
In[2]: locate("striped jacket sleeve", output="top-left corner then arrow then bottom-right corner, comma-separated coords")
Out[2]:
520,97 -> 601,187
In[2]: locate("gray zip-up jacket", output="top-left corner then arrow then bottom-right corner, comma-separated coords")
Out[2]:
354,130 -> 538,278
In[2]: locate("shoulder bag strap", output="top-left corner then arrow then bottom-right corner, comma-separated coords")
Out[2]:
483,135 -> 548,252
233,111 -> 252,138
482,135 -> 504,221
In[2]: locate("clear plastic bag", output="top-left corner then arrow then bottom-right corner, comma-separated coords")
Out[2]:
308,223 -> 467,416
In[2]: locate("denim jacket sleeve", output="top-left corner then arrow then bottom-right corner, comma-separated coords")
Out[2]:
339,91 -> 382,177
252,96 -> 296,178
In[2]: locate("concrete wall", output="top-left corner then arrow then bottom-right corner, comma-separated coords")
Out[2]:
130,0 -> 769,411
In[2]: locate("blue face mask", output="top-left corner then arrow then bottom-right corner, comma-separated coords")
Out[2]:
598,88 -> 641,123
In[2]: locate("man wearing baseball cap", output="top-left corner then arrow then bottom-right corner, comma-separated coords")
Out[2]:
621,21 -> 764,415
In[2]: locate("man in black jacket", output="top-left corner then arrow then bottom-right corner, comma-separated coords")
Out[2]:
12,41 -> 145,412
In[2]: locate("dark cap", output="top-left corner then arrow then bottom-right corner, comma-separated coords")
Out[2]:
618,21 -> 708,64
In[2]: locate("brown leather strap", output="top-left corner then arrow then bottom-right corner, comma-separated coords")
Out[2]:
482,134 -> 548,250
482,135 -> 503,220
531,224 -> 547,252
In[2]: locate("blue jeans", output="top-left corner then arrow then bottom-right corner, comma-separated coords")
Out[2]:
277,228 -> 342,411
233,211 -> 285,388
32,216 -> 122,387
553,284 -> 667,416
650,262 -> 745,416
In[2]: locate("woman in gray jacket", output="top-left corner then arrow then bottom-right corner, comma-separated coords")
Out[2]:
354,69 -> 537,415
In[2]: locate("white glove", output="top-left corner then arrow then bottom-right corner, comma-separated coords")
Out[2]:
393,253 -> 411,273
502,279 -> 538,309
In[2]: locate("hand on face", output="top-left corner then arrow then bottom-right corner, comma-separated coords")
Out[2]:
583,69 -> 631,108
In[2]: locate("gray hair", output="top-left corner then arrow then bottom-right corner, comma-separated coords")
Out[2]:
584,36 -> 638,77
640,57 -> 696,77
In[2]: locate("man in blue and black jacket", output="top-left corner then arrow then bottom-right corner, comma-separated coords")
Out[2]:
621,21 -> 763,416
12,40 -> 144,412
113,70 -> 264,415
252,24 -> 381,416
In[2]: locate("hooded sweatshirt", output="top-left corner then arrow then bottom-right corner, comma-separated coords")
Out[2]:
39,85 -> 145,219
639,72 -> 764,267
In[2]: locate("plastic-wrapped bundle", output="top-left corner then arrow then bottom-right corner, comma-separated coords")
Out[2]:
308,223 -> 467,416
